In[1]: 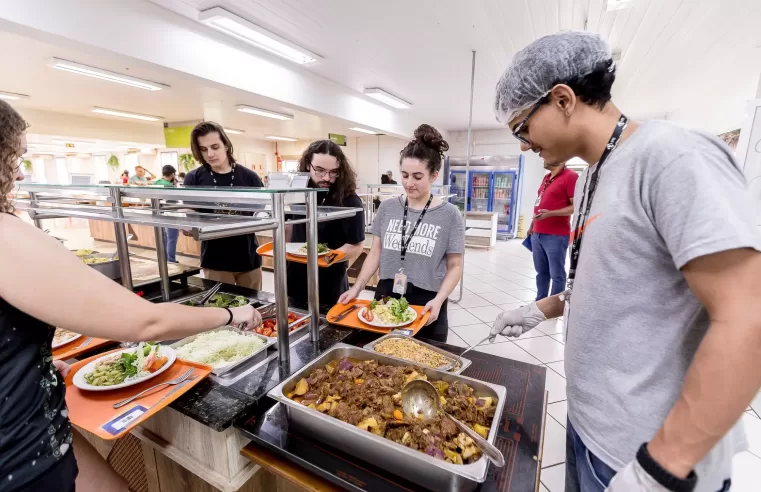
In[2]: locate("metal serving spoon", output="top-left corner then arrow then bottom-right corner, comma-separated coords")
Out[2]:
438,334 -> 491,372
401,379 -> 505,467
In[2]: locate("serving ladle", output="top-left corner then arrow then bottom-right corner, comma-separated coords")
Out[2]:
401,379 -> 505,467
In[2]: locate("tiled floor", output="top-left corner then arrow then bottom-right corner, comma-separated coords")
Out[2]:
443,240 -> 761,492
59,221 -> 761,490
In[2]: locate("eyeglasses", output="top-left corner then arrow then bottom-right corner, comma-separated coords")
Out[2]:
310,164 -> 340,179
511,96 -> 547,145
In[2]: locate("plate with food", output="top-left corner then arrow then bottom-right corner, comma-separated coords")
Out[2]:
73,343 -> 175,391
285,242 -> 331,257
52,328 -> 82,349
172,328 -> 274,375
254,312 -> 309,338
358,297 -> 417,328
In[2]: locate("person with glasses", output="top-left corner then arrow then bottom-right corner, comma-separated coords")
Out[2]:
528,159 -> 577,300
490,32 -> 761,492
286,140 -> 365,306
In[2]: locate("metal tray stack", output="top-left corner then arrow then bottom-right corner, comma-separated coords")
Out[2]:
170,327 -> 276,376
363,334 -> 473,375
267,344 -> 507,492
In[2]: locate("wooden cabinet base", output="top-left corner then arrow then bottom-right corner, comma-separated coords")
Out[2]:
88,220 -> 201,256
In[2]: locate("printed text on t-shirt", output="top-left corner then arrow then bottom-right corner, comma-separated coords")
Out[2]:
383,219 -> 441,258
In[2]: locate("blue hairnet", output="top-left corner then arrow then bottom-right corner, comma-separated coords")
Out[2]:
494,31 -> 613,125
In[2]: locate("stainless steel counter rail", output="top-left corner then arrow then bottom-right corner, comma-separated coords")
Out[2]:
16,183 -> 342,366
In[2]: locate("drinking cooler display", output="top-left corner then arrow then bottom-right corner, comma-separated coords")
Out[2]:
447,155 -> 523,238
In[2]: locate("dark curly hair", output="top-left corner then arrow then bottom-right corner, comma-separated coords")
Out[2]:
399,124 -> 449,174
298,140 -> 357,205
0,100 -> 28,214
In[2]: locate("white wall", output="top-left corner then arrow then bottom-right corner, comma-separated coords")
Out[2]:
449,130 -> 547,236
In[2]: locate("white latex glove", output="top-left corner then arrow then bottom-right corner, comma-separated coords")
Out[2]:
489,303 -> 546,342
606,460 -> 674,492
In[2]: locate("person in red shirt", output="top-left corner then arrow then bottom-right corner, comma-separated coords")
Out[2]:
529,161 -> 578,299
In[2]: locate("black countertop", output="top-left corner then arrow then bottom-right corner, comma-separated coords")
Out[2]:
142,278 -> 547,491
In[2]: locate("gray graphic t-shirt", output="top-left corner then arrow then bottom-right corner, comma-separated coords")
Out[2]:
371,197 -> 464,292
566,120 -> 761,491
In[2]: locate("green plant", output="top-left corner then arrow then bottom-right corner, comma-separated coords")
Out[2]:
107,154 -> 120,171
178,153 -> 196,172
22,159 -> 33,172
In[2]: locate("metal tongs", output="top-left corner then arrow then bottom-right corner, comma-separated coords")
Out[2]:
194,282 -> 222,306
438,334 -> 491,372
257,303 -> 277,321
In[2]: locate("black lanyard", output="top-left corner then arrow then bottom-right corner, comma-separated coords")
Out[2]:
400,194 -> 433,264
567,114 -> 629,289
539,170 -> 562,196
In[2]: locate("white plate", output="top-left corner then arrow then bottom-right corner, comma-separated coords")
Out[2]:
52,329 -> 82,349
72,346 -> 177,391
286,242 -> 330,257
357,307 -> 418,328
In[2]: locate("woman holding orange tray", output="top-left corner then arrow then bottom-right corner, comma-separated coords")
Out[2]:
338,124 -> 465,342
0,101 -> 262,492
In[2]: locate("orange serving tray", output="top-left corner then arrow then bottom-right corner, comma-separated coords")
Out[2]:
325,300 -> 430,335
64,349 -> 212,440
54,336 -> 114,361
256,241 -> 347,267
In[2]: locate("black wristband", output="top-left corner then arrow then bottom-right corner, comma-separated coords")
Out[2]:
223,307 -> 234,326
636,443 -> 697,492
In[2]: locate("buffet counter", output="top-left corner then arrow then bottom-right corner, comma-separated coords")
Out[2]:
70,278 -> 547,492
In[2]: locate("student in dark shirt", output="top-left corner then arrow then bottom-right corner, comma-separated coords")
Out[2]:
183,122 -> 264,290
286,140 -> 365,306
0,100 -> 261,492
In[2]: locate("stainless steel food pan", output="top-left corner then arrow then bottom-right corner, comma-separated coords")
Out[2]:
82,253 -> 120,280
363,334 -> 473,375
170,327 -> 275,376
256,306 -> 313,342
174,291 -> 256,307
267,344 -> 507,492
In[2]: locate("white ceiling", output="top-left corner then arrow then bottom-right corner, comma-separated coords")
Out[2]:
0,29 -> 377,141
156,0 -> 761,134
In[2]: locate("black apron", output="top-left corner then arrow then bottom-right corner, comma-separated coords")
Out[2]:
375,279 -> 448,343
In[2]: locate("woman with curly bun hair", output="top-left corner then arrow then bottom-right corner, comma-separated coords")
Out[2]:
0,100 -> 261,491
339,124 -> 465,342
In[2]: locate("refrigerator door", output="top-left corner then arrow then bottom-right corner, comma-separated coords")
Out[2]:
469,172 -> 492,212
492,171 -> 516,235
449,171 -> 467,212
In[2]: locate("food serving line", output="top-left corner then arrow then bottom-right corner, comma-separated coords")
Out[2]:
15,182 -> 549,492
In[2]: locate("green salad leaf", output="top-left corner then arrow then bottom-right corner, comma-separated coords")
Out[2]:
369,299 -> 378,310
119,352 -> 139,376
389,297 -> 412,323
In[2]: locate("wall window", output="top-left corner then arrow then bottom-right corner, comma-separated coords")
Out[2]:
161,151 -> 178,167
94,155 -> 109,183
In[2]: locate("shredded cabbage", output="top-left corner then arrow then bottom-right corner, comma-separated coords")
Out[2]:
176,331 -> 265,368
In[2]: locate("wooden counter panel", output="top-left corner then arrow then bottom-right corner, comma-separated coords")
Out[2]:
88,220 -> 201,256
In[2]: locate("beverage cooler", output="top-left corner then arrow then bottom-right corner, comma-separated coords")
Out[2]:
444,155 -> 524,239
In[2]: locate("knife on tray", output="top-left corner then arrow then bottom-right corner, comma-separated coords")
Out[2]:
330,304 -> 359,322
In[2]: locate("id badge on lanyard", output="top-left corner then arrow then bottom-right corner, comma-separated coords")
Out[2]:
396,195 -> 433,296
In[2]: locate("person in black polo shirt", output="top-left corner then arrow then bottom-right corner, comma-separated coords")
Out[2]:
286,140 -> 365,306
183,122 -> 264,289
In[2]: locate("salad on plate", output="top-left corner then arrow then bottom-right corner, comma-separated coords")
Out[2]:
361,297 -> 415,325
83,342 -> 167,387
298,242 -> 330,254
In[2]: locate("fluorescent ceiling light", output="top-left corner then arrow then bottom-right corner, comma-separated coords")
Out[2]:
363,88 -> 411,109
199,7 -> 321,65
606,0 -> 635,11
92,107 -> 162,122
265,135 -> 298,142
0,91 -> 29,100
236,105 -> 294,120
223,128 -> 245,135
349,127 -> 379,135
52,139 -> 97,146
48,58 -> 168,91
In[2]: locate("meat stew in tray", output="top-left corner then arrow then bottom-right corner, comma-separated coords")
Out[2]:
287,357 -> 497,464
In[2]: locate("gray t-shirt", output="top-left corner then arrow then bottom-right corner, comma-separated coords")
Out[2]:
566,120 -> 761,490
371,197 -> 465,292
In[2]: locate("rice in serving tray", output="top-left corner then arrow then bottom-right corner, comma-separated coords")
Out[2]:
175,330 -> 265,368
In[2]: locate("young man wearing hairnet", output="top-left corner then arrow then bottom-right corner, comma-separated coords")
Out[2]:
490,31 -> 761,492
